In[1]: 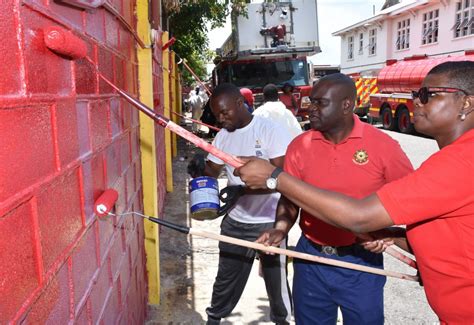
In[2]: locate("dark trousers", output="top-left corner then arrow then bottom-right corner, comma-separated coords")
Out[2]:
206,217 -> 293,324
293,235 -> 385,325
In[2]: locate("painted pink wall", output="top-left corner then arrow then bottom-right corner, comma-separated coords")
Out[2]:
388,3 -> 473,61
338,1 -> 473,75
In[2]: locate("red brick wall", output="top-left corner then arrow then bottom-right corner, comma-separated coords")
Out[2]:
0,0 -> 159,322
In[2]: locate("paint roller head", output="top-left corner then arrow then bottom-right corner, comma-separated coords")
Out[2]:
94,189 -> 119,217
162,37 -> 176,51
44,26 -> 87,60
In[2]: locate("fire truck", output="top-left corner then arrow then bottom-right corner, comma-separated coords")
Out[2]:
310,64 -> 340,83
352,75 -> 378,119
212,0 -> 320,121
366,51 -> 474,134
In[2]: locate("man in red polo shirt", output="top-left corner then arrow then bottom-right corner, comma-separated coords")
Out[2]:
257,73 -> 414,324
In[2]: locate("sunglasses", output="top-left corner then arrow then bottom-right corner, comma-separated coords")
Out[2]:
411,87 -> 469,104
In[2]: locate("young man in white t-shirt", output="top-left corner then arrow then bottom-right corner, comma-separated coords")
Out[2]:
253,83 -> 302,139
188,83 -> 293,324
188,86 -> 205,132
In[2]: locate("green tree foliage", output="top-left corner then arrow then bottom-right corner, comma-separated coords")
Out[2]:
165,0 -> 248,85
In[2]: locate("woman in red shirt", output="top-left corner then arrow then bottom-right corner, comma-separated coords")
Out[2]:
236,61 -> 474,323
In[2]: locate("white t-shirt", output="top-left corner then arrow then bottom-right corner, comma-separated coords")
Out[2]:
207,116 -> 293,223
188,91 -> 204,110
253,101 -> 303,139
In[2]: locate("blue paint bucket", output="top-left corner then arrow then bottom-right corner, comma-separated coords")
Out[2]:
189,176 -> 220,220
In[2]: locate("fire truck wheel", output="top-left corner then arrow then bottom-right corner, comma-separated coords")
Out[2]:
381,107 -> 396,131
397,108 -> 414,134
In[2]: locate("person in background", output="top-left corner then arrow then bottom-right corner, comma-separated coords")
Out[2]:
235,61 -> 474,324
188,83 -> 293,325
253,84 -> 302,139
254,74 -> 413,324
279,83 -> 298,116
240,87 -> 255,113
200,99 -> 218,138
188,86 -> 206,133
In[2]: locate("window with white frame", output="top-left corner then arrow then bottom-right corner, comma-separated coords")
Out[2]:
358,33 -> 364,54
348,36 -> 354,59
368,29 -> 377,55
422,9 -> 439,44
396,19 -> 410,50
453,0 -> 474,38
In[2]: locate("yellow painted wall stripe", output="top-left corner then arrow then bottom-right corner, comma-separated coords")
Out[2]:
136,0 -> 160,304
170,51 -> 178,158
163,32 -> 174,192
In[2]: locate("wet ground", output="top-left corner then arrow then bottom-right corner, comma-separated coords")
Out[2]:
146,121 -> 438,324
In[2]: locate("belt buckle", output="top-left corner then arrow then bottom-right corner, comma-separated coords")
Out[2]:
321,245 -> 337,256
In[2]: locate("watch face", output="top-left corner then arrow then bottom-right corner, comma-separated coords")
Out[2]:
266,178 -> 277,190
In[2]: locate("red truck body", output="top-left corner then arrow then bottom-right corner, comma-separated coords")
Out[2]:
368,51 -> 474,133
212,0 -> 320,122
212,55 -> 313,120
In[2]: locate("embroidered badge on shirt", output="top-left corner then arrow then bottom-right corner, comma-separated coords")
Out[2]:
353,149 -> 369,165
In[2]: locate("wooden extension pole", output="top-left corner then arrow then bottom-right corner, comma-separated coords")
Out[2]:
189,228 -> 419,282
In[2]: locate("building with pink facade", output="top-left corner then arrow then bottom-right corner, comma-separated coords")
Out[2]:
333,0 -> 473,76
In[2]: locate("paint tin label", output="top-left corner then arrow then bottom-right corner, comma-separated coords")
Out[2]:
189,176 -> 220,220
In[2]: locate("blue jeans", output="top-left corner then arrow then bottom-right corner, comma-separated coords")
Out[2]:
293,235 -> 386,325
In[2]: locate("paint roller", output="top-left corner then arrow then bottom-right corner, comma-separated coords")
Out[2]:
94,189 -> 418,282
46,27 -> 416,270
44,26 -> 88,60
95,189 -> 119,217
162,37 -> 176,52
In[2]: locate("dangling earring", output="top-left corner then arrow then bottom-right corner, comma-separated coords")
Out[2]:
460,113 -> 466,121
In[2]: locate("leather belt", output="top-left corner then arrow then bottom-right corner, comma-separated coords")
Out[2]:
310,241 -> 356,257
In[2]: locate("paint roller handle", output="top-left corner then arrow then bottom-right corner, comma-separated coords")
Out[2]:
147,216 -> 190,234
138,210 -> 418,281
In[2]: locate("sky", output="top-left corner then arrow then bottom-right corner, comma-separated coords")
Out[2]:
207,0 -> 387,70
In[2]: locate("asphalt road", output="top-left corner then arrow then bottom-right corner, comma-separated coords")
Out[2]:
147,126 -> 440,325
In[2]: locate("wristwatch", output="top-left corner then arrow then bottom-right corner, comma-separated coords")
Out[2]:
266,167 -> 283,190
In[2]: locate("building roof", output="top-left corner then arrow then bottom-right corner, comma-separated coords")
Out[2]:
381,0 -> 401,10
332,0 -> 430,36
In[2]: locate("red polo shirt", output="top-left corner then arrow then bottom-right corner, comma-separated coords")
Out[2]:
285,115 -> 414,246
377,129 -> 474,323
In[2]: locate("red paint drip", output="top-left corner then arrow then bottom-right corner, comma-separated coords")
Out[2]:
44,26 -> 87,60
